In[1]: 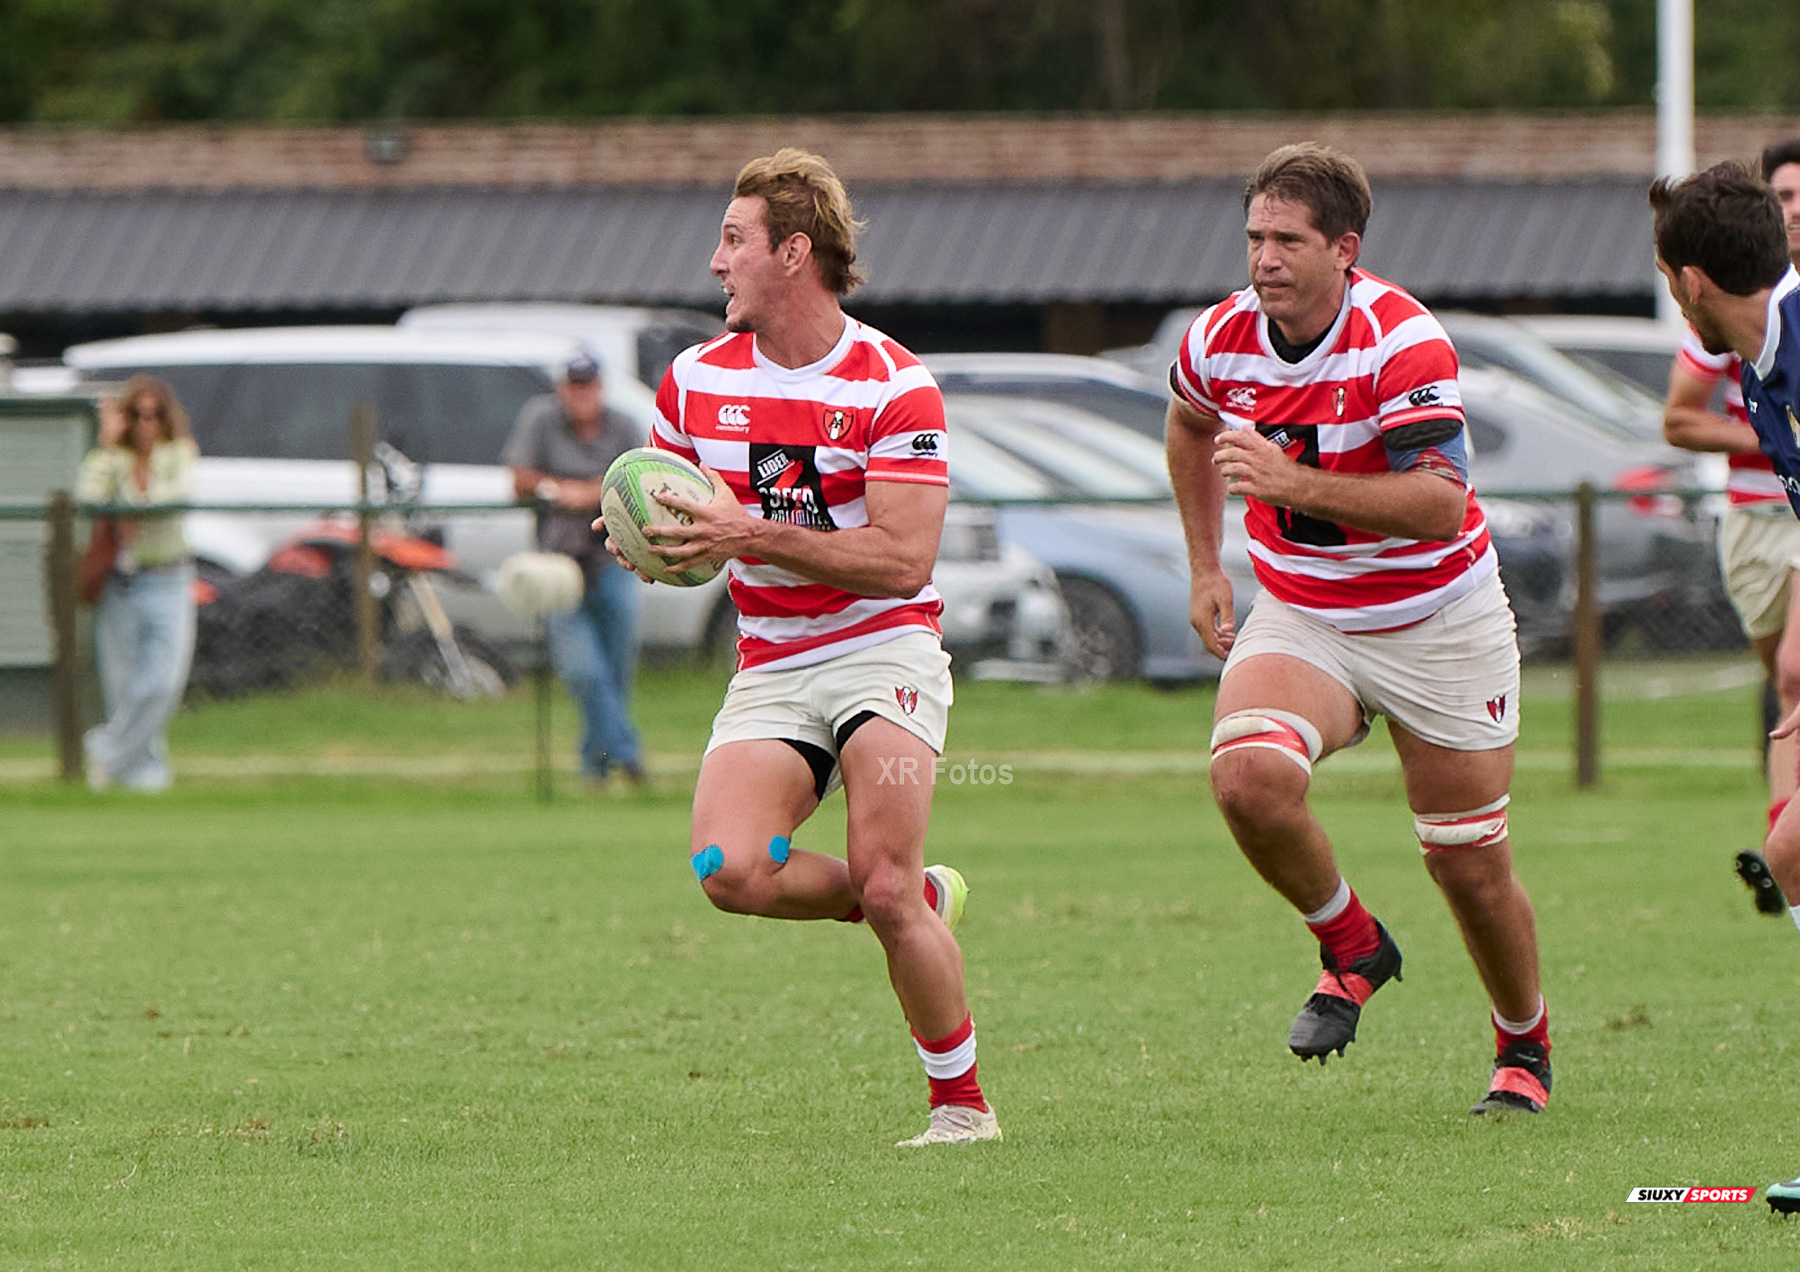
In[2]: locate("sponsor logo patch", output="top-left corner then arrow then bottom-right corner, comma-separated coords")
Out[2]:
749,443 -> 836,530
895,685 -> 919,715
717,403 -> 751,431
1626,1186 -> 1754,1203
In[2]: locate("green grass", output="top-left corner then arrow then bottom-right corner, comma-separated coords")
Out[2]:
4,665 -> 1800,1268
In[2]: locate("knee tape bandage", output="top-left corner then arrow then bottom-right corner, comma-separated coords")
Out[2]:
1210,709 -> 1324,775
691,844 -> 724,881
1415,795 -> 1510,852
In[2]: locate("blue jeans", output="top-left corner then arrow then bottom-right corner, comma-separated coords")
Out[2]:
87,564 -> 196,791
547,564 -> 643,777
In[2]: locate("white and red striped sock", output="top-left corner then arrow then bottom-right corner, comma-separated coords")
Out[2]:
914,1015 -> 987,1111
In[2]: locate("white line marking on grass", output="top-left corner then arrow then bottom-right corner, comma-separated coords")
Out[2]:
0,734 -> 1763,786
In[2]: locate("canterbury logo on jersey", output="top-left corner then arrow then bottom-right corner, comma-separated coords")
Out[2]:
910,432 -> 940,454
1408,385 -> 1442,407
1225,387 -> 1257,412
717,403 -> 751,430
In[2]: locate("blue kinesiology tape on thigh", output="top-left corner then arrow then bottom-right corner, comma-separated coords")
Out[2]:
768,835 -> 791,864
691,844 -> 724,882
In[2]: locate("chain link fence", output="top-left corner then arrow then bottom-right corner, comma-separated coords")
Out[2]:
0,482 -> 1764,791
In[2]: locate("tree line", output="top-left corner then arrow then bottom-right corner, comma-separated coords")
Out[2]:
1,0 -> 1796,124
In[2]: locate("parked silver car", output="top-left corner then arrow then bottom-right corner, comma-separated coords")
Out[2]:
944,392 -> 1257,682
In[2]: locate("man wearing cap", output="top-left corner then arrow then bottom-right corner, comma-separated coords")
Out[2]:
504,354 -> 648,787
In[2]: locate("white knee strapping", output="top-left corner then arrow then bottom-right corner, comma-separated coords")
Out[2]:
1415,794 -> 1511,851
1210,709 -> 1324,775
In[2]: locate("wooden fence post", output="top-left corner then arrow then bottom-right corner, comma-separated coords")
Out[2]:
44,491 -> 82,783
351,405 -> 379,682
1573,482 -> 1600,788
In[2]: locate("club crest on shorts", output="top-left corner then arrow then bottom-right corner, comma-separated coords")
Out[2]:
895,684 -> 919,715
1486,693 -> 1507,723
824,407 -> 853,441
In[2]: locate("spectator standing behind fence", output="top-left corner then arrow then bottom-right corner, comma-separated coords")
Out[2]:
76,376 -> 199,792
503,354 -> 647,790
1660,139 -> 1800,917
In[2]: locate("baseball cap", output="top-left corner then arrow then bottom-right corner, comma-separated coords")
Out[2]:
562,354 -> 601,384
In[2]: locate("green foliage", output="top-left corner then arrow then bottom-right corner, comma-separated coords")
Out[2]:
5,0 -> 1800,124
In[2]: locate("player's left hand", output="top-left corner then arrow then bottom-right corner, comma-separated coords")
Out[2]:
1213,427 -> 1307,507
645,464 -> 750,567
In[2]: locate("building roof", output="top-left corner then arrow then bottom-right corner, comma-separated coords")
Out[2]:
9,112 -> 1791,315
0,177 -> 1655,314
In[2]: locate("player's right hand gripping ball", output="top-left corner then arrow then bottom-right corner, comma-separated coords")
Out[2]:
600,447 -> 727,587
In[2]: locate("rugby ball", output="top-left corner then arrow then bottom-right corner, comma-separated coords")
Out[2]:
599,447 -> 726,587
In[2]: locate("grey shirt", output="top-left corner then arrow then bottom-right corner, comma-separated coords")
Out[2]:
502,394 -> 643,566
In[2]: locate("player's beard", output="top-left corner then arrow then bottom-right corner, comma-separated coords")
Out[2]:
1689,309 -> 1731,357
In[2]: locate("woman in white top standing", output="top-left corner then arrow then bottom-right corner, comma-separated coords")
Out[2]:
76,376 -> 199,791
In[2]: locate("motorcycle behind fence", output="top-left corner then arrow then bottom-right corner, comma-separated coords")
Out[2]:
189,447 -> 514,700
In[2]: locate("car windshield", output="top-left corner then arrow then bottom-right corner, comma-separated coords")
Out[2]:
931,374 -> 1170,440
1560,348 -> 1677,400
76,362 -> 554,465
945,396 -> 1173,501
1448,329 -> 1659,443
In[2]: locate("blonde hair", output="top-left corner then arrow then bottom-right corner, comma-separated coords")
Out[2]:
734,148 -> 867,295
119,375 -> 193,449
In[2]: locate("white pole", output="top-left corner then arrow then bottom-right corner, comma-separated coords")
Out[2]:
1655,0 -> 1695,322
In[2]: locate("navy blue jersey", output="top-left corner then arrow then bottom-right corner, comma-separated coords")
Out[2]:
1742,269 -> 1800,516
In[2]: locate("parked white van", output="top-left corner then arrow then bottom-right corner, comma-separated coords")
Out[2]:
62,326 -> 1068,674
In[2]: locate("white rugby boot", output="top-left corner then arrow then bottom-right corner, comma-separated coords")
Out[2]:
895,1104 -> 1001,1147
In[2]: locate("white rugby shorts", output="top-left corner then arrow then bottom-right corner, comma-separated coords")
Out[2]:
1223,568 -> 1521,751
1717,504 -> 1800,640
705,630 -> 952,796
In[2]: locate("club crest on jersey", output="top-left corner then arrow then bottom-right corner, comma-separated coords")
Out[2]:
823,407 -> 853,441
1486,693 -> 1507,723
895,685 -> 919,715
1789,406 -> 1800,450
1334,386 -> 1346,417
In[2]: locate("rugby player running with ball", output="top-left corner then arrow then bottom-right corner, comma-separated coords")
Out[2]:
606,149 -> 996,1147
1167,143 -> 1554,1114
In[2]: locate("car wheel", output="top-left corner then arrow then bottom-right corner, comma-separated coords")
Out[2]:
1056,574 -> 1142,683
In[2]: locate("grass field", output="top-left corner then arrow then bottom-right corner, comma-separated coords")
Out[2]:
5,663 -> 1800,1268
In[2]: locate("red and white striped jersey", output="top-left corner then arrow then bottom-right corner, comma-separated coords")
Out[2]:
1676,326 -> 1783,507
1172,268 -> 1496,633
652,320 -> 948,671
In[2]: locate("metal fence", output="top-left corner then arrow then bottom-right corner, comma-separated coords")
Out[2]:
0,482 -> 1759,793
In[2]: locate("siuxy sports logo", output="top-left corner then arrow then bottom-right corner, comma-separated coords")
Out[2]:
717,403 -> 751,431
1626,1186 -> 1754,1203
